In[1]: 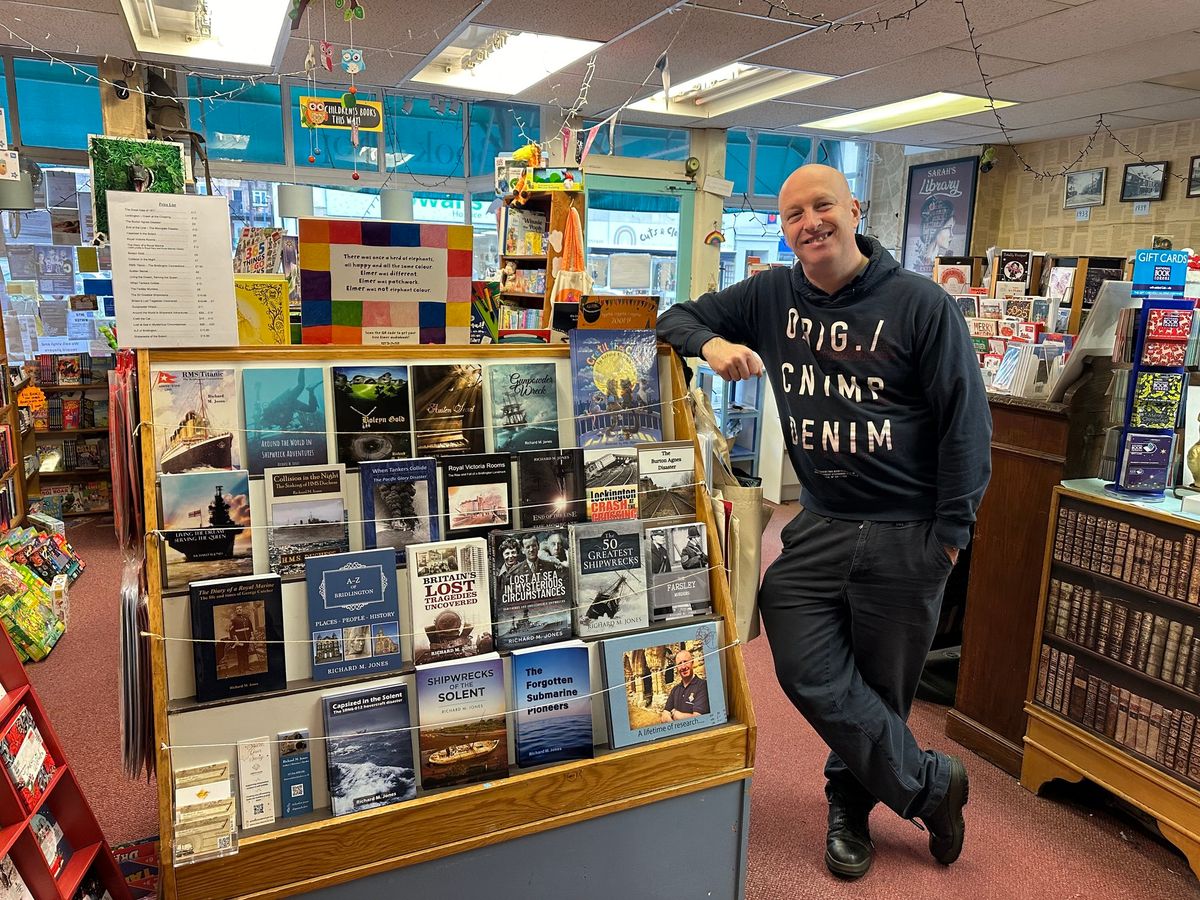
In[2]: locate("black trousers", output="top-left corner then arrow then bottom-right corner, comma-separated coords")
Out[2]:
759,509 -> 954,820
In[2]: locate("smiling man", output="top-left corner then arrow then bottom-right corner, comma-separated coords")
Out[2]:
657,164 -> 991,880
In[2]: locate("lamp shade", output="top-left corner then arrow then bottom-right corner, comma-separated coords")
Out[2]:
0,173 -> 35,211
380,188 -> 413,221
277,183 -> 314,218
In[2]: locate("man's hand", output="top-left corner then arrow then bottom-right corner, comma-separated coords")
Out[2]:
701,337 -> 764,382
943,546 -> 959,566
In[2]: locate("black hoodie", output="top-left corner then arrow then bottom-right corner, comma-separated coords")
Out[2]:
657,234 -> 991,548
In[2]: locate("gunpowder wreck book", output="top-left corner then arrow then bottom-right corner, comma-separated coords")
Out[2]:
411,364 -> 485,458
331,365 -> 412,467
407,537 -> 492,666
322,684 -> 416,816
511,640 -> 593,768
263,464 -> 349,577
359,457 -> 439,567
242,367 -> 327,475
416,653 -> 509,790
569,330 -> 662,447
487,362 -> 559,452
488,527 -> 572,652
570,520 -> 649,638
305,548 -> 403,681
516,448 -> 586,528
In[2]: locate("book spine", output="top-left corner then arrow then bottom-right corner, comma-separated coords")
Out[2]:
1110,602 -> 1128,660
1083,674 -> 1100,729
1161,620 -> 1184,684
1114,522 -> 1130,580
1053,509 -> 1067,562
1104,684 -> 1120,738
1044,579 -> 1060,636
1097,599 -> 1114,657
1148,702 -> 1165,761
1036,644 -> 1051,703
1185,637 -> 1200,691
1095,678 -> 1110,734
1134,612 -> 1155,672
1055,583 -> 1072,637
1067,509 -> 1081,567
1083,514 -> 1098,569
1167,538 -> 1181,599
1123,526 -> 1140,585
1115,688 -> 1131,745
1147,615 -> 1170,678
1053,649 -> 1069,713
1121,609 -> 1142,667
1166,708 -> 1182,769
1183,534 -> 1196,602
1068,667 -> 1087,722
1154,535 -> 1167,596
1068,588 -> 1083,642
1135,696 -> 1151,755
1086,589 -> 1103,650
1173,625 -> 1195,687
1179,713 -> 1197,778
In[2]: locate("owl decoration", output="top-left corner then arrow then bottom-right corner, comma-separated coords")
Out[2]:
320,39 -> 334,72
302,99 -> 328,128
341,48 -> 365,75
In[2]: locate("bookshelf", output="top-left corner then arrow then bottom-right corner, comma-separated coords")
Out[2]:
0,329 -> 27,528
498,190 -> 588,327
1022,483 -> 1200,877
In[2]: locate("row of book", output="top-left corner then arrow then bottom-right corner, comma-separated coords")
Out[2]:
28,480 -> 111,519
1052,505 -> 1200,604
35,436 -> 109,474
1036,645 -> 1200,784
34,394 -> 109,432
30,352 -> 113,387
0,425 -> 13,474
1045,577 -> 1200,691
497,304 -> 546,330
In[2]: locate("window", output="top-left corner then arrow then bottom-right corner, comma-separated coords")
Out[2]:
187,77 -> 285,165
582,122 -> 690,161
726,130 -> 870,204
290,85 -> 379,172
470,101 -> 538,177
471,191 -> 499,279
383,95 -> 464,177
14,59 -> 102,150
753,134 -> 812,196
725,130 -> 751,198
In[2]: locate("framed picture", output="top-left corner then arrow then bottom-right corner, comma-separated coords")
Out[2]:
1120,161 -> 1168,202
1188,155 -> 1200,199
1063,167 -> 1106,209
902,156 -> 979,278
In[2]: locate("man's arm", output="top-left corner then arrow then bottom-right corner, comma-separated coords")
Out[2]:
656,275 -> 766,380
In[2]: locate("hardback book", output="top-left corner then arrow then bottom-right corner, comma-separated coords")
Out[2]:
189,574 -> 286,703
321,684 -> 416,816
575,295 -> 659,330
305,548 -> 404,681
511,640 -> 593,768
1130,371 -> 1185,430
487,362 -> 560,453
359,458 -> 439,566
415,653 -> 509,790
0,856 -> 32,900
1119,433 -> 1174,492
276,729 -> 313,819
407,537 -> 492,665
637,441 -> 696,523
150,368 -> 240,474
158,469 -> 253,589
599,617 -> 728,750
441,453 -> 513,539
234,275 -> 290,346
242,368 -> 328,475
646,522 -> 712,622
30,807 -> 71,877
569,330 -> 662,447
331,365 -> 413,467
571,520 -> 650,638
410,364 -> 485,458
263,464 -> 350,578
584,447 -> 639,522
488,527 -> 572,651
516,448 -> 586,528
0,706 -> 57,812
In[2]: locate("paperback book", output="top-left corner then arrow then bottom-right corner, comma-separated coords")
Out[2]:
306,548 -> 404,681
489,527 -> 572,651
0,856 -> 31,900
321,684 -> 416,816
511,640 -> 593,768
583,447 -> 638,522
263,464 -> 349,578
331,365 -> 412,467
442,453 -> 512,539
410,364 -> 485,458
647,522 -> 712,622
159,470 -> 253,589
189,573 -> 286,703
407,537 -> 492,665
30,807 -> 71,877
571,520 -> 650,638
242,367 -> 328,475
0,706 -> 57,812
569,330 -> 662,447
487,362 -> 560,452
234,274 -> 290,346
415,653 -> 509,790
575,295 -> 659,330
359,457 -> 439,566
150,368 -> 240,474
516,448 -> 586,528
637,441 -> 696,523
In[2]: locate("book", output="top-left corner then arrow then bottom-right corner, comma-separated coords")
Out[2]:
516,448 -> 586,528
29,807 -> 71,877
321,684 -> 416,816
441,453 -> 513,539
331,365 -> 413,467
488,527 -> 572,652
234,275 -> 290,346
263,464 -> 350,578
487,362 -> 560,452
55,355 -> 81,386
359,458 -> 439,566
158,470 -> 253,589
236,736 -> 276,829
276,729 -> 313,819
575,294 -> 659,330
637,441 -> 696,522
0,706 -> 57,812
407,537 -> 492,665
647,522 -> 712,622
571,520 -> 650,638
415,653 -> 509,790
233,226 -> 284,274
189,574 -> 286,703
305,548 -> 404,681
599,618 -> 728,749
584,447 -> 639,522
0,856 -> 32,900
242,367 -> 328,475
410,364 -> 485,458
150,368 -> 240,474
511,640 -> 593,768
569,330 -> 662,447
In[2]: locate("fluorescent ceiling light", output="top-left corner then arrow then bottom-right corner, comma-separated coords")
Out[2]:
119,0 -> 290,69
629,63 -> 834,118
805,92 -> 1017,133
413,25 -> 600,96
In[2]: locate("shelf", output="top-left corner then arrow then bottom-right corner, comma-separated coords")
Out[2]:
27,385 -> 106,394
167,668 -> 417,715
1051,559 -> 1200,619
36,469 -> 111,479
729,448 -> 757,460
60,509 -> 111,517
499,291 -> 546,300
0,685 -> 30,729
500,254 -> 547,261
0,405 -> 9,419
34,428 -> 108,437
1,464 -> 15,482
1044,633 -> 1200,710
57,840 -> 101,899
9,377 -> 30,394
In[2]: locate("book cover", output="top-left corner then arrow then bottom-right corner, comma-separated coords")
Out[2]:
487,362 -> 559,452
331,365 -> 412,467
150,368 -> 240,474
55,355 -> 81,386
1130,371 -> 1185,429
276,729 -> 313,819
571,520 -> 650,638
242,368 -> 328,475
29,808 -> 71,877
488,527 -> 572,651
637,441 -> 696,522
0,706 -> 56,812
410,364 -> 485,458
516,448 -> 586,528
575,295 -> 659,330
407,537 -> 492,665
584,447 -> 639,522
442,452 -> 513,539
321,684 -> 416,816
599,618 -> 727,750
569,330 -> 662,447
305,548 -> 404,681
263,464 -> 349,578
235,275 -> 290,346
359,458 -> 439,566
511,641 -> 593,768
159,470 -> 253,589
415,653 -> 509,790
233,226 -> 284,274
647,522 -> 712,622
189,574 -> 286,703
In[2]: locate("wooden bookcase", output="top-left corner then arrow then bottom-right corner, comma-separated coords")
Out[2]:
23,381 -> 112,519
0,315 -> 28,527
1022,483 -> 1200,877
1038,255 -> 1129,334
499,191 -> 587,326
140,344 -> 755,900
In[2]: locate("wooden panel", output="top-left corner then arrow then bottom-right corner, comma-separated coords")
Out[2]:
99,59 -> 147,141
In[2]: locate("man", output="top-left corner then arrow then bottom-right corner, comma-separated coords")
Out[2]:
518,533 -> 556,576
657,164 -> 990,880
650,531 -> 672,574
539,530 -> 570,570
678,526 -> 706,570
225,605 -> 255,675
659,648 -> 710,722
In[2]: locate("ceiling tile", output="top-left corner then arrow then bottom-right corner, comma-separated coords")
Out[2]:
0,2 -> 134,57
675,100 -> 848,130
951,82 -> 1200,129
516,76 -> 648,112
863,121 -> 995,145
1150,70 -> 1200,91
691,0 -> 882,20
964,113 -> 1157,144
473,0 -> 681,43
1125,97 -> 1200,123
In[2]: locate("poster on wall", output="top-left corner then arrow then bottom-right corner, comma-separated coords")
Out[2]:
901,156 -> 979,278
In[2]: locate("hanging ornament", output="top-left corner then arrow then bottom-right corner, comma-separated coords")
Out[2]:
350,120 -> 360,148
319,39 -> 334,71
301,98 -> 328,128
335,0 -> 365,21
341,92 -> 356,108
303,42 -> 317,75
340,48 -> 364,74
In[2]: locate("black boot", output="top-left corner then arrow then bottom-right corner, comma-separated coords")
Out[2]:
825,796 -> 873,880
923,754 -> 969,865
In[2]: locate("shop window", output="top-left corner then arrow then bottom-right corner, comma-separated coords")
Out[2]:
470,100 -> 538,178
753,133 -> 812,197
471,191 -> 499,280
187,77 -> 285,165
0,61 -> 10,142
14,59 -> 102,151
383,95 -> 464,177
725,130 -> 751,198
582,122 -> 690,161
290,85 -> 380,172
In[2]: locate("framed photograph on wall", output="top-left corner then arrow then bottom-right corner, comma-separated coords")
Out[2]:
1188,155 -> 1200,199
1063,167 -> 1106,208
902,156 -> 979,279
1120,161 -> 1168,202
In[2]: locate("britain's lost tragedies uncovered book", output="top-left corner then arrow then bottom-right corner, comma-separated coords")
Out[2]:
406,538 -> 492,665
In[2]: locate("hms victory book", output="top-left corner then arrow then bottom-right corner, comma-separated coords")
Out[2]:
488,527 -> 572,651
263,464 -> 350,577
151,368 -> 240,474
511,640 -> 593,767
411,364 -> 485,457
331,365 -> 412,467
321,684 -> 416,816
487,362 -> 560,452
159,469 -> 253,589
242,367 -> 328,475
359,457 -> 440,566
306,548 -> 404,680
570,520 -> 650,638
569,330 -> 662,448
407,537 -> 492,665
416,653 -> 509,790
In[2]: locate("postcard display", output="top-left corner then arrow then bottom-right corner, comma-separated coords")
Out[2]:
139,344 -> 753,900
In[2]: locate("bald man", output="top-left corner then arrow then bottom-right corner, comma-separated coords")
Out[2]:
658,165 -> 990,879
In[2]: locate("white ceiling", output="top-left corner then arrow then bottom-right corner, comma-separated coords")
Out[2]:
4,0 -> 1200,147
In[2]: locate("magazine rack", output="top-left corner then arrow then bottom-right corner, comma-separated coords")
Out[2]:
140,344 -> 756,900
